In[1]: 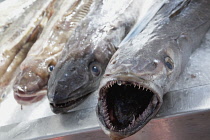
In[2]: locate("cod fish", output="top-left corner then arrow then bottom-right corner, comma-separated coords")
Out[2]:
96,0 -> 210,139
0,0 -> 58,100
13,0 -> 92,105
47,0 -> 165,114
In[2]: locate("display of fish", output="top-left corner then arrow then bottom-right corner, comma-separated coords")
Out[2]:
96,0 -> 210,139
47,0 -> 165,114
13,0 -> 92,105
0,0 -> 59,100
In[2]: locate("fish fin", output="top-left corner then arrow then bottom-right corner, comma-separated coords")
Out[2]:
64,0 -> 93,25
169,0 -> 191,18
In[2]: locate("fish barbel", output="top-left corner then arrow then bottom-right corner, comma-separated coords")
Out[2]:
0,0 -> 58,100
47,0 -> 162,114
13,0 -> 93,105
96,0 -> 210,139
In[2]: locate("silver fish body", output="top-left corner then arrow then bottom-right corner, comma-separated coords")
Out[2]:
12,0 -> 91,105
47,0 -> 154,114
96,0 -> 210,139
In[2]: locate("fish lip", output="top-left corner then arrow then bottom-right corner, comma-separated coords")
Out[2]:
14,86 -> 47,97
49,92 -> 91,114
13,87 -> 47,105
96,75 -> 163,138
14,92 -> 46,105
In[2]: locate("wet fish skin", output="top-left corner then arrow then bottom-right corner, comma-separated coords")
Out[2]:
47,0 -> 147,114
13,0 -> 93,105
0,0 -> 58,100
96,0 -> 210,139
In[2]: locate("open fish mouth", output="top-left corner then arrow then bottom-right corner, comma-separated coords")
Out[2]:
14,88 -> 47,105
97,80 -> 161,137
49,93 -> 91,114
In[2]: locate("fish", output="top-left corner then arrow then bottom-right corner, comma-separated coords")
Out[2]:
96,0 -> 210,139
0,0 -> 39,35
0,0 -> 58,100
13,0 -> 92,105
47,0 -> 164,114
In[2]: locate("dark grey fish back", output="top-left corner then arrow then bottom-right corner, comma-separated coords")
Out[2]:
141,0 -> 210,72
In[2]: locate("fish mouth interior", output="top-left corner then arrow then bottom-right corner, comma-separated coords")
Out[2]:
98,80 -> 159,133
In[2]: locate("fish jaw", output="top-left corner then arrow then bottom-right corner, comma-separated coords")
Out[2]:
48,76 -> 92,114
96,75 -> 163,139
48,92 -> 91,114
14,89 -> 46,105
13,68 -> 48,105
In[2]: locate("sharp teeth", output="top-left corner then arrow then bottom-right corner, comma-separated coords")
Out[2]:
105,114 -> 109,120
152,96 -> 158,105
128,124 -> 131,128
103,109 -> 107,114
109,123 -> 112,127
117,81 -> 122,86
142,108 -> 149,119
132,115 -> 136,124
137,114 -> 142,122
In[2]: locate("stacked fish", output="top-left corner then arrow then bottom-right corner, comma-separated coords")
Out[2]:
0,0 -> 210,139
0,0 -> 59,100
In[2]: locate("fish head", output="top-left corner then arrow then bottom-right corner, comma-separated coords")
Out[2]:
48,40 -> 114,114
96,37 -> 183,139
13,56 -> 56,105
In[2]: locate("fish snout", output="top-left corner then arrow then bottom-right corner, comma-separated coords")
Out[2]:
47,71 -> 90,114
48,80 -> 69,103
48,69 -> 89,103
14,69 -> 47,94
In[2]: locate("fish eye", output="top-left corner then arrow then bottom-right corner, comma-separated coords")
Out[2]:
89,62 -> 101,76
48,65 -> 55,72
164,56 -> 174,70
